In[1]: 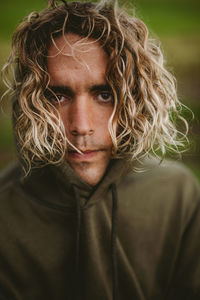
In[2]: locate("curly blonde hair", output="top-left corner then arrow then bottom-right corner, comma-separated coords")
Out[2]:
3,0 -> 188,173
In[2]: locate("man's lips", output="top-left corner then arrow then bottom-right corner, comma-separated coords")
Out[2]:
67,149 -> 101,160
68,149 -> 99,154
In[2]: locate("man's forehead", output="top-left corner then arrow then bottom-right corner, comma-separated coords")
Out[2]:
47,32 -> 108,89
48,33 -> 102,57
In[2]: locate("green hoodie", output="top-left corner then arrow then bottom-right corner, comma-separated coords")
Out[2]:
0,158 -> 200,300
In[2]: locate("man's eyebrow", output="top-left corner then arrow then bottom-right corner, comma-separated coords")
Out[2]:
48,85 -> 74,97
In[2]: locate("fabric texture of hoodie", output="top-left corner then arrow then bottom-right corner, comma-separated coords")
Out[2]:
0,157 -> 200,300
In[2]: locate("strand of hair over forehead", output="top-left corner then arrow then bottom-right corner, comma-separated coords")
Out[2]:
47,0 -> 118,8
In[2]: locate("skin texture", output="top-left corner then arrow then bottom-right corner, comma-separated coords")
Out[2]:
47,33 -> 114,186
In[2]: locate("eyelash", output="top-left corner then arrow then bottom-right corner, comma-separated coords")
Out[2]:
46,94 -> 69,104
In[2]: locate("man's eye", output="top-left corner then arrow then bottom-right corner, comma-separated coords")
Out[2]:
97,92 -> 113,103
55,95 -> 64,102
46,93 -> 68,104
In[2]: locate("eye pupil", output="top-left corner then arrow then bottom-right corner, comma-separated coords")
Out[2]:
99,92 -> 113,102
57,95 -> 63,101
102,93 -> 109,99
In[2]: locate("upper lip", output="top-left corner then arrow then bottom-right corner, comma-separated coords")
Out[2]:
68,149 -> 99,153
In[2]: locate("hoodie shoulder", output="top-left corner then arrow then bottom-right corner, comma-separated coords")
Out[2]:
148,159 -> 200,197
120,158 -> 200,212
0,161 -> 22,193
130,158 -> 199,190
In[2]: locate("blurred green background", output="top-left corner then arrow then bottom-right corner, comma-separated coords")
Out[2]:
0,0 -> 199,180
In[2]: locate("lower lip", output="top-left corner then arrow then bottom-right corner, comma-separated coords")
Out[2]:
68,150 -> 99,160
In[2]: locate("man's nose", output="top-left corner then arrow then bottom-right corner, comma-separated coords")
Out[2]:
69,97 -> 94,136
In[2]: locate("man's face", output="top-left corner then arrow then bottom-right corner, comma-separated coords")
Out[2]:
47,33 -> 114,186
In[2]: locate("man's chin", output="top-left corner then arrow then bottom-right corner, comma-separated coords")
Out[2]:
68,160 -> 108,186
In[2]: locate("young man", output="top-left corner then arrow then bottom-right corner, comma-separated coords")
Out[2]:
0,0 -> 200,299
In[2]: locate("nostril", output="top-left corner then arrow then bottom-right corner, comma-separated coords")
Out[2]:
88,129 -> 94,135
71,129 -> 94,136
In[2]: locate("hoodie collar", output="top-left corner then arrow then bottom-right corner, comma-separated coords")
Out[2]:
21,158 -> 132,209
53,158 -> 132,205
